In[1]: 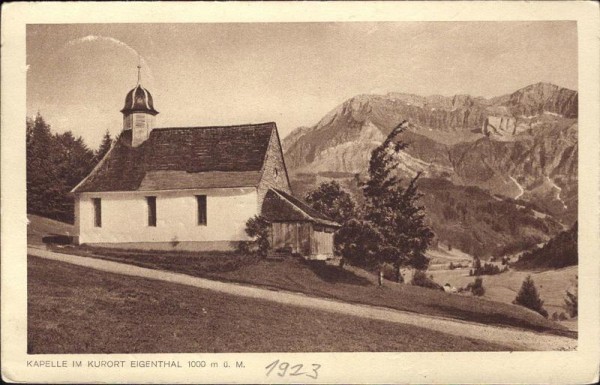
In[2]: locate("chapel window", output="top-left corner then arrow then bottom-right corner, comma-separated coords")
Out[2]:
196,195 -> 207,226
146,196 -> 157,227
92,198 -> 102,227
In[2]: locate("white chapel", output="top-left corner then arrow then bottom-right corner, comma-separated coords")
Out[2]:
71,73 -> 339,257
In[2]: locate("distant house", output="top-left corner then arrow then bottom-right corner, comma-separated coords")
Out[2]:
71,77 -> 338,258
443,283 -> 457,293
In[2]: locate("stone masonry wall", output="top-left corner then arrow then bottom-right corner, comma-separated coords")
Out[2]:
257,129 -> 292,209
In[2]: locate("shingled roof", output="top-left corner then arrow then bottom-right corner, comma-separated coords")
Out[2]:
261,189 -> 340,227
72,123 -> 276,193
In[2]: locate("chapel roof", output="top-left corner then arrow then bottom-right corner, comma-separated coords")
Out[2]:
72,122 -> 277,193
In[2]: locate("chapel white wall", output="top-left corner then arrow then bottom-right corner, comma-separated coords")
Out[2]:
76,188 -> 257,245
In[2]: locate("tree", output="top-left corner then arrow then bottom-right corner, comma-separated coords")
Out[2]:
244,215 -> 271,257
26,113 -> 96,223
513,275 -> 548,318
95,130 -> 113,163
564,275 -> 578,318
334,219 -> 387,269
411,270 -> 442,290
467,277 -> 485,296
362,120 -> 435,276
473,256 -> 482,270
305,181 -> 356,224
27,114 -> 56,217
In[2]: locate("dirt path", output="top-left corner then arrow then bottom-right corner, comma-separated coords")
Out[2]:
28,247 -> 577,351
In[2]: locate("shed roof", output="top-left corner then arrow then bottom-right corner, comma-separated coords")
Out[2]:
261,189 -> 340,228
72,123 -> 276,193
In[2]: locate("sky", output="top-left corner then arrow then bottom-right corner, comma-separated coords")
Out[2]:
26,22 -> 577,149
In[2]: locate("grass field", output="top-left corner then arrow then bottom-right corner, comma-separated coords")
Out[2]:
28,256 -> 514,353
426,244 -> 578,330
30,214 -> 572,337
429,265 -> 578,329
47,243 -> 571,337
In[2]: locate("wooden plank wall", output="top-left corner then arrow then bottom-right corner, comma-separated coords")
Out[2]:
272,222 -> 312,255
313,230 -> 334,256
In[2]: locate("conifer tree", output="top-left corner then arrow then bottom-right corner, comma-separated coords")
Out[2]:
362,120 -> 434,275
95,129 -> 113,163
514,275 -> 548,318
26,113 -> 95,223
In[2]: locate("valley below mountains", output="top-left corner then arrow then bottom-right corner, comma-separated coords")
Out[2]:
283,83 -> 578,258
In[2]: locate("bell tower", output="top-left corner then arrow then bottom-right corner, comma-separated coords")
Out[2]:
121,64 -> 159,147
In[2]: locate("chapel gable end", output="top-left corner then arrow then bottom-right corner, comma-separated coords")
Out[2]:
257,128 -> 292,206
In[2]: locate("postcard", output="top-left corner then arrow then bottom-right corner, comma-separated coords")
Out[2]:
1,1 -> 599,383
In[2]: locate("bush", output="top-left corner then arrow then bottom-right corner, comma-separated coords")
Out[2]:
380,263 -> 396,281
411,270 -> 442,290
244,215 -> 271,257
513,275 -> 548,318
558,312 -> 568,321
466,277 -> 485,296
236,241 -> 252,255
552,312 -> 569,321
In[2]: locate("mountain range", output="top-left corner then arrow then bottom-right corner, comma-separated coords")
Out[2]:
283,82 -> 578,257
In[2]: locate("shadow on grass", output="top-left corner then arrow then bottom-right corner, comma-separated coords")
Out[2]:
42,234 -> 74,245
49,244 -> 262,276
304,260 -> 371,286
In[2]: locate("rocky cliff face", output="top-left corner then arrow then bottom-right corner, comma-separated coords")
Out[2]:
505,82 -> 578,118
283,82 -> 578,256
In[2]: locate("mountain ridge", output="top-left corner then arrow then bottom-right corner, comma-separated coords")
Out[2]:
283,82 -> 578,257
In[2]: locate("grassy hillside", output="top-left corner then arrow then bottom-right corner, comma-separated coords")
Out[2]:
417,178 -> 564,257
27,214 -> 74,246
429,264 -> 577,329
28,256 -> 513,353
49,243 -> 571,337
513,222 -> 577,269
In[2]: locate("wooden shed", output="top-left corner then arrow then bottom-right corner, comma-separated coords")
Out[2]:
261,189 -> 340,260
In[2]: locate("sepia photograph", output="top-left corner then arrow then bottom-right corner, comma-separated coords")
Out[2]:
25,20 -> 579,353
2,2 -> 599,384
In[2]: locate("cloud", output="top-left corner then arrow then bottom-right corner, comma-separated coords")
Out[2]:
63,35 -> 154,82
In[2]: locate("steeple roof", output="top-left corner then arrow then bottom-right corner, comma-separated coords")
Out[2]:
121,84 -> 159,116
